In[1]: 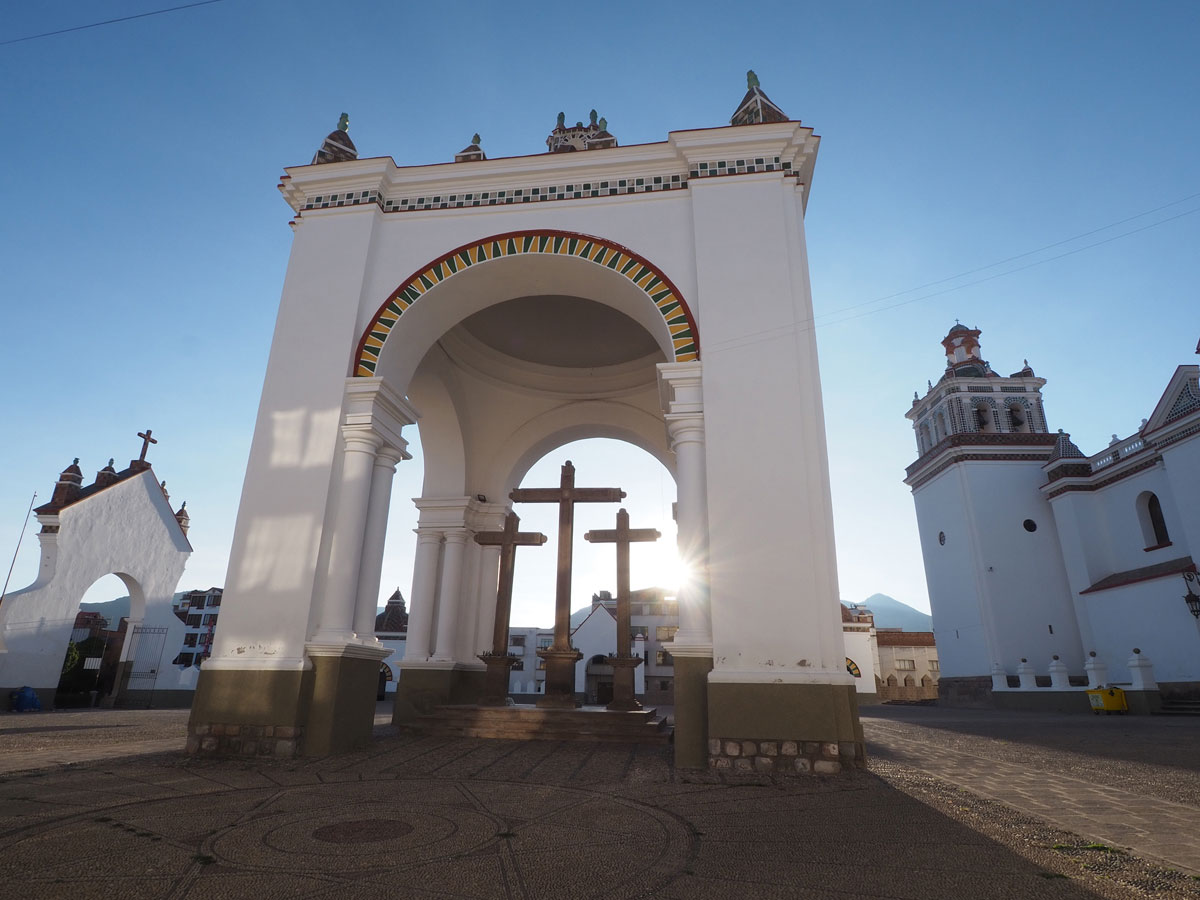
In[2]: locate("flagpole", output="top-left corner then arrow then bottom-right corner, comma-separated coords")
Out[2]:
0,491 -> 38,608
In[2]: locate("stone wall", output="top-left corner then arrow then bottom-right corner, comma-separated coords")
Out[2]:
708,738 -> 864,775
187,723 -> 301,758
937,675 -> 994,707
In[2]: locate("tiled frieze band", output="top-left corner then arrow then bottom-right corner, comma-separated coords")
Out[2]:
354,230 -> 700,377
688,156 -> 788,178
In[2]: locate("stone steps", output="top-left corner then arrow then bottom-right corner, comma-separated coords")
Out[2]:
1156,699 -> 1200,716
402,704 -> 672,744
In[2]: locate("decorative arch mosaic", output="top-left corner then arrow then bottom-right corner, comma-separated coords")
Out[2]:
354,230 -> 699,377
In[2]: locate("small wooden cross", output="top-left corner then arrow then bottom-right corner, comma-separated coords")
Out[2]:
474,512 -> 547,658
136,429 -> 157,463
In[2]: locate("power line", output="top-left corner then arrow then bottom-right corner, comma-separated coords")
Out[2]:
0,0 -> 228,47
705,201 -> 1200,354
810,189 -> 1200,325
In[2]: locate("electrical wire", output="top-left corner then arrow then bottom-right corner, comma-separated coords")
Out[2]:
1,0 -> 227,47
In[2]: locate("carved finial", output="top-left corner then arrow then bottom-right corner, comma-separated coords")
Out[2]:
73,457 -> 79,465
747,69 -> 760,89
337,112 -> 349,132
589,109 -> 598,127
598,117 -> 607,131
556,111 -> 565,129
161,480 -> 167,490
1023,358 -> 1029,367
471,133 -> 481,145
107,458 -> 114,467
180,501 -> 186,510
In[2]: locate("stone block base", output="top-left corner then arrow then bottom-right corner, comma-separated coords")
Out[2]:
392,666 -> 485,724
706,680 -> 865,774
993,690 -> 1096,714
708,736 -> 863,775
188,667 -> 311,759
186,722 -> 303,759
672,655 -> 712,769
937,675 -> 995,707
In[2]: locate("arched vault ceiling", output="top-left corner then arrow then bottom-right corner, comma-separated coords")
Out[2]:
458,295 -> 661,369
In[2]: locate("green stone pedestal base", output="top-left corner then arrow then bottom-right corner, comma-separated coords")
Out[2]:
392,666 -> 487,723
188,667 -> 311,758
706,681 -> 865,775
672,655 -> 713,769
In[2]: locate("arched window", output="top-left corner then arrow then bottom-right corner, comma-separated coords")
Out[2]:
973,402 -> 995,434
935,411 -> 948,442
918,423 -> 931,453
1136,491 -> 1170,549
903,675 -> 916,687
886,675 -> 898,687
1007,402 -> 1030,433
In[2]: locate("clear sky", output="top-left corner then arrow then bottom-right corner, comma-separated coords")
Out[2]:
2,1 -> 1197,625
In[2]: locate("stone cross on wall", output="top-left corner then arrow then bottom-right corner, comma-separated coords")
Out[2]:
510,461 -> 624,708
585,508 -> 660,711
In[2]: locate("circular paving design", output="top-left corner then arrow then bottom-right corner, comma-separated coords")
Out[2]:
312,817 -> 414,843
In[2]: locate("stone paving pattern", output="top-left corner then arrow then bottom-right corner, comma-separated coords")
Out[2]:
0,703 -> 1197,898
862,705 -> 1200,877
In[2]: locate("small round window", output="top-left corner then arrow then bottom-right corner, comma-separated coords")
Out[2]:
1023,519 -> 1037,533
938,531 -> 946,545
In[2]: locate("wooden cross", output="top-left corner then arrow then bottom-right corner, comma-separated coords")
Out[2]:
474,512 -> 547,658
585,508 -> 660,659
136,429 -> 157,463
510,461 -> 624,653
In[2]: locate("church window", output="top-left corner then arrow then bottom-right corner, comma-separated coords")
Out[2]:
1136,491 -> 1171,549
1022,519 -> 1037,533
895,659 -> 916,670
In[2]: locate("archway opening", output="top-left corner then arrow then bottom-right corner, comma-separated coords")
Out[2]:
57,573 -> 137,707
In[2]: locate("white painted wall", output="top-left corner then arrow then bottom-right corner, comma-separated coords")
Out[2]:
0,471 -> 190,694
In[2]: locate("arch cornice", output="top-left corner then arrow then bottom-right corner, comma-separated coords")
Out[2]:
353,230 -> 699,378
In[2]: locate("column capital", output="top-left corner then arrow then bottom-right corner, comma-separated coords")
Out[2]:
340,425 -> 383,454
657,360 -> 704,416
665,414 -> 705,448
342,376 -> 417,459
373,445 -> 407,469
414,527 -> 444,544
442,528 -> 471,545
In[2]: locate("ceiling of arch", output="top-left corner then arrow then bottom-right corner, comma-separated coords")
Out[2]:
456,295 -> 662,369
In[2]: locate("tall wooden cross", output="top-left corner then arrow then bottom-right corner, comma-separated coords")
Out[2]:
586,508 -> 660,711
474,512 -> 547,659
136,429 -> 157,462
510,460 -> 623,708
510,460 -> 624,653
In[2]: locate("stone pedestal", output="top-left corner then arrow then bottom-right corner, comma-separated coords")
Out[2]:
537,648 -> 582,708
305,651 -> 386,756
605,655 -> 643,711
477,653 -> 520,706
672,654 -> 713,768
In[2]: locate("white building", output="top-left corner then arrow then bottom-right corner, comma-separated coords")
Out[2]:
906,325 -> 1200,711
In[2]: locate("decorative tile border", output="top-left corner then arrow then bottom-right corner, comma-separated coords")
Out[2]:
689,156 -> 788,178
298,158 -> 795,214
354,230 -> 700,376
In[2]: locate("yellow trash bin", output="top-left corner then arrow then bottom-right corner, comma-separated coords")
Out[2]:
1086,687 -> 1128,714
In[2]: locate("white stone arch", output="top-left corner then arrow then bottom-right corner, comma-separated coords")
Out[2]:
1004,396 -> 1033,433
970,396 -> 1000,433
0,470 -> 189,707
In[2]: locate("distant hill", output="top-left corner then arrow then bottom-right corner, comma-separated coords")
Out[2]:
852,593 -> 932,632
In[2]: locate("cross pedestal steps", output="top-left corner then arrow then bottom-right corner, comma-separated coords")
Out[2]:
400,704 -> 671,744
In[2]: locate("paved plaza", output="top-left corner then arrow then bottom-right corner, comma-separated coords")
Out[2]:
1,703 -> 1198,899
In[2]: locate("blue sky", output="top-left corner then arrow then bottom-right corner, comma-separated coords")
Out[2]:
1,1 -> 1197,623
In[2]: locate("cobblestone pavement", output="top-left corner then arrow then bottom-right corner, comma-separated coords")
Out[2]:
861,705 -> 1200,878
1,705 -> 1198,899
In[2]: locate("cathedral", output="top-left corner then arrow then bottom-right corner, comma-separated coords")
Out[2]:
906,325 -> 1200,711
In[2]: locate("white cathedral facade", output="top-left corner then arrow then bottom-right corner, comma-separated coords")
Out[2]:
906,325 -> 1200,711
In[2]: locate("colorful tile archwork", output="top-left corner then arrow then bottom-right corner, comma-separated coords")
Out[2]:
299,158 -> 796,214
355,232 -> 699,376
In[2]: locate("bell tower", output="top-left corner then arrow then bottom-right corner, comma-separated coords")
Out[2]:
904,324 -> 1082,706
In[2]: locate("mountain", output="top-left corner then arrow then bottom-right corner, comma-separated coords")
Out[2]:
853,593 -> 932,632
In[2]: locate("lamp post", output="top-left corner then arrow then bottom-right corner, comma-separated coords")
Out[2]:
1183,571 -> 1200,619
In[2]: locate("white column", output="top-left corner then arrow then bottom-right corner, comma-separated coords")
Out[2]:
352,446 -> 406,640
473,544 -> 502,655
403,529 -> 442,660
310,427 -> 381,645
431,530 -> 470,662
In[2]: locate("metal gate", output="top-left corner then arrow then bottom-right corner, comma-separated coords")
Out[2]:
125,625 -> 169,708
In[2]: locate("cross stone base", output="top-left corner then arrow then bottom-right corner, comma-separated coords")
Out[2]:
536,648 -> 583,708
604,655 -> 643,711
476,653 -> 521,706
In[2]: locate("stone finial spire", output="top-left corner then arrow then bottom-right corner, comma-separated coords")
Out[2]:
454,133 -> 486,163
175,501 -> 190,536
95,458 -> 119,489
312,112 -> 358,165
730,70 -> 788,126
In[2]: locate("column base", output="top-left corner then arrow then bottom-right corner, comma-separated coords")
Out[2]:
477,653 -> 521,706
706,680 -> 865,775
537,648 -> 583,709
392,663 -> 487,723
672,654 -> 713,768
188,666 -> 311,759
605,655 -> 643,711
305,653 -> 384,755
